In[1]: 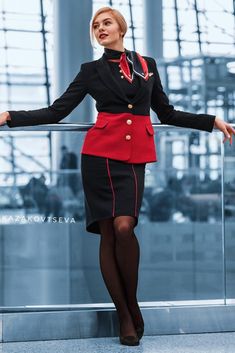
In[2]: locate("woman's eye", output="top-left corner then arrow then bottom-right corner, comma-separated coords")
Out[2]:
93,21 -> 111,29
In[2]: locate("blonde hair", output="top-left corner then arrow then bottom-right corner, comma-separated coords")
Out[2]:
90,7 -> 128,48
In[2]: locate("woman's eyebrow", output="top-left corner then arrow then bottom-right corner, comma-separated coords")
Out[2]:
93,17 -> 112,25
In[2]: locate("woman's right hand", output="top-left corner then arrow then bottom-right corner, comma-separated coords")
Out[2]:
0,112 -> 10,126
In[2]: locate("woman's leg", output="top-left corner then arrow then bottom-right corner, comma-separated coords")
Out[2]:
113,216 -> 144,328
98,218 -> 137,337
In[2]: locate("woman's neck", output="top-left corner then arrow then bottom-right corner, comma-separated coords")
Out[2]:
104,45 -> 125,52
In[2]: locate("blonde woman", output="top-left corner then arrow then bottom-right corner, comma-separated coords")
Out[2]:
0,6 -> 234,347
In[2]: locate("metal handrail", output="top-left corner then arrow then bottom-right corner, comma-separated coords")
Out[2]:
1,122 -> 234,131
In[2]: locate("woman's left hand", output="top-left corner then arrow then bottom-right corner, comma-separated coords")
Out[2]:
214,117 -> 235,145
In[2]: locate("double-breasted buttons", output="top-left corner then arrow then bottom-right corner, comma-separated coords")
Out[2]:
121,75 -> 124,79
125,134 -> 131,140
126,119 -> 132,125
128,104 -> 133,109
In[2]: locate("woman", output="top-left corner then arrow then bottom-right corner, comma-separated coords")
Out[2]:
0,6 -> 234,347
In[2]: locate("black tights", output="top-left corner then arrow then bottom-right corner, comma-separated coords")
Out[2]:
99,215 -> 144,337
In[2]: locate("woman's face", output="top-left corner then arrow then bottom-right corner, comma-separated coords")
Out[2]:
93,12 -> 123,47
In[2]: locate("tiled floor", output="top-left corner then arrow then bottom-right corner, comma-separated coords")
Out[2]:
1,332 -> 235,353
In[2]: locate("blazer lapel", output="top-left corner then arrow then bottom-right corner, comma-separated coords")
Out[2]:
96,54 -> 149,104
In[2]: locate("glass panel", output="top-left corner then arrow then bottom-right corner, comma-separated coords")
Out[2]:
0,128 -> 225,306
224,136 -> 235,302
0,131 -> 85,306
138,129 -> 224,301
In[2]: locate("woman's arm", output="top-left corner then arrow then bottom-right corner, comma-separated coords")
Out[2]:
3,63 -> 88,128
150,57 -> 216,132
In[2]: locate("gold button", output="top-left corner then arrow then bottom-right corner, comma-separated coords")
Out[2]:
125,134 -> 131,140
126,119 -> 132,125
128,104 -> 133,109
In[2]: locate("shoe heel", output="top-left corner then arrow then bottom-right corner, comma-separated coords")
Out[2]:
119,335 -> 140,346
136,326 -> 144,339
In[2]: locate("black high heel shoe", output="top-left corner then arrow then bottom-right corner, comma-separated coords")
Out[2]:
119,334 -> 140,346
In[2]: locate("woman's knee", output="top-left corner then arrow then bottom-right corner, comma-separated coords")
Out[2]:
113,216 -> 135,241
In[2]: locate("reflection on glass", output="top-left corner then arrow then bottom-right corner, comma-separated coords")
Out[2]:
0,129 -> 225,307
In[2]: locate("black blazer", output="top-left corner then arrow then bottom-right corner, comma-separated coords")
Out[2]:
6,53 -> 216,132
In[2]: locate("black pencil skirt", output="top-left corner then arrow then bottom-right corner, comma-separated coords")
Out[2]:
81,153 -> 146,235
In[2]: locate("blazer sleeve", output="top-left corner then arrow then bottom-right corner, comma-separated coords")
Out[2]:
150,58 -> 216,132
6,63 -> 88,128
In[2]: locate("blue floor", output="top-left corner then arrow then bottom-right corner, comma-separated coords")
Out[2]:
1,332 -> 235,353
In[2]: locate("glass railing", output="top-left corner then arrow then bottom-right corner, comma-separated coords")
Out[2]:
0,170 -> 85,224
0,123 -> 234,309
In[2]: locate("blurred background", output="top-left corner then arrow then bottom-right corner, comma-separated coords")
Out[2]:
0,0 -> 235,316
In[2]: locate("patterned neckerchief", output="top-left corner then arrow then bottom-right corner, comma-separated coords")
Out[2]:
104,47 -> 149,83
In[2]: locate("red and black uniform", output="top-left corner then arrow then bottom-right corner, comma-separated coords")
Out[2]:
6,47 -> 216,235
81,47 -> 147,234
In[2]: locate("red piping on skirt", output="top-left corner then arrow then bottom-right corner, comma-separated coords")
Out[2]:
131,164 -> 138,217
106,158 -> 115,217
